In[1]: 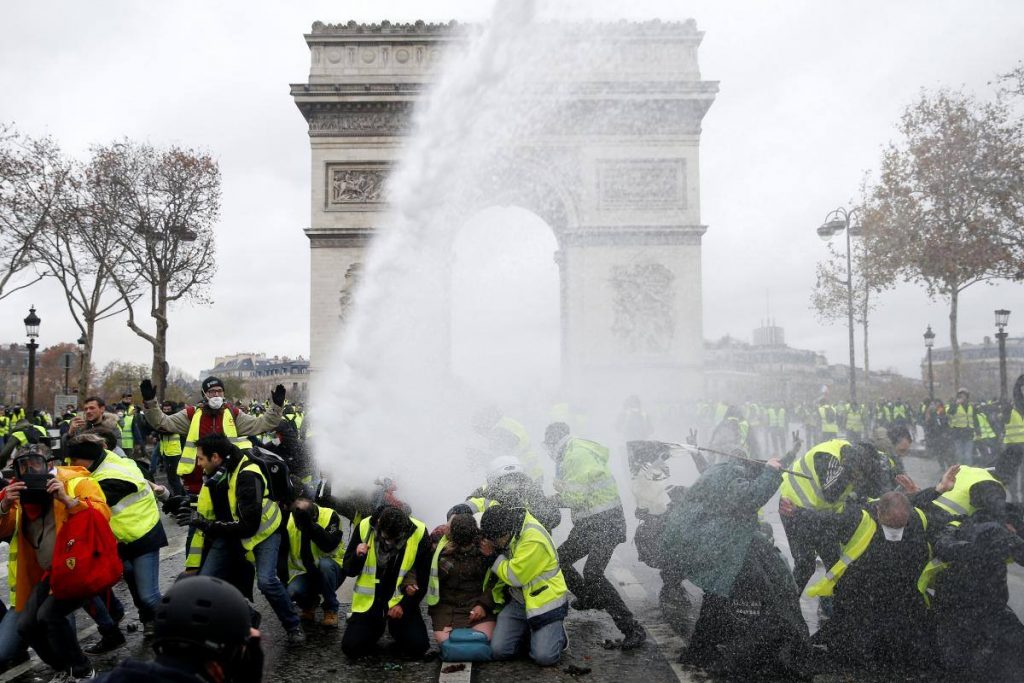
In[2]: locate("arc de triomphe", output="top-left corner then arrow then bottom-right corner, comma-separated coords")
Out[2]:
291,20 -> 717,401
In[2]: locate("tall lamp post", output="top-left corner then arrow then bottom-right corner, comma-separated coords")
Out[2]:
77,333 -> 87,391
23,306 -> 41,415
817,207 -> 861,404
996,309 -> 1011,405
924,324 -> 936,401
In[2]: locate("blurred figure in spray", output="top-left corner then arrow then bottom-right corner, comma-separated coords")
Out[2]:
473,406 -> 545,484
661,449 -> 810,679
465,457 -> 560,531
708,405 -> 759,460
616,394 -> 653,444
545,422 -> 646,649
947,388 -> 978,466
925,480 -> 1024,678
1003,374 -> 1024,502
923,399 -> 954,472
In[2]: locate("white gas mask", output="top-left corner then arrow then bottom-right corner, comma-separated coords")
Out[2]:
881,524 -> 905,542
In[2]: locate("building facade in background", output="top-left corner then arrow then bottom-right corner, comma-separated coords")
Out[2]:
924,336 -> 1024,400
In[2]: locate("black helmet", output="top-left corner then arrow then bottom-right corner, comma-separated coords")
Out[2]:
154,576 -> 251,657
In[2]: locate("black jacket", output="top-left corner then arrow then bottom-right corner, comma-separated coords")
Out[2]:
202,455 -> 266,540
933,513 -> 1024,612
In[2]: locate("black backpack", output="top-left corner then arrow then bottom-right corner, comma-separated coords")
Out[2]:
244,447 -> 295,503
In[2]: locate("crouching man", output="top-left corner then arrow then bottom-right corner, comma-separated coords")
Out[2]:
286,497 -> 345,628
480,505 -> 568,666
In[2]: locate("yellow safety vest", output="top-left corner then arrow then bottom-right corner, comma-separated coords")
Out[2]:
351,516 -> 427,613
947,404 -> 974,430
779,439 -> 853,512
490,512 -> 568,622
160,433 -> 182,458
494,417 -> 544,483
0,416 -> 10,437
846,406 -> 864,433
91,451 -> 160,544
975,413 -> 996,441
931,466 -> 1004,517
819,406 -> 838,434
120,415 -> 134,450
12,425 -> 49,446
1004,409 -> 1024,445
286,506 -> 344,583
555,438 -> 621,521
178,408 -> 251,476
808,507 -> 928,597
467,495 -> 500,513
6,507 -> 18,608
186,455 -> 282,568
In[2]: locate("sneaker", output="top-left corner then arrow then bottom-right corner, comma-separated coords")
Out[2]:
286,626 -> 306,644
299,607 -> 317,622
84,630 -> 126,655
620,625 -> 647,651
322,611 -> 339,628
71,669 -> 96,682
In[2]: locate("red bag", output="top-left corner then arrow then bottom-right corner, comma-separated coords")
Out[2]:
50,499 -> 123,601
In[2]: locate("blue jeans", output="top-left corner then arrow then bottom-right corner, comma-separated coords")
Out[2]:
288,557 -> 344,612
86,591 -> 124,635
490,600 -> 566,666
201,534 -> 299,631
0,607 -> 26,664
123,550 -> 162,622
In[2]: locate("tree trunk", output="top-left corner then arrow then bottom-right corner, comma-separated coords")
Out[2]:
78,318 -> 95,398
949,289 -> 960,392
153,281 -> 169,403
862,320 -> 870,402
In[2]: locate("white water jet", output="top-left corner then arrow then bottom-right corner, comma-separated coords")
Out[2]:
310,1 -> 683,523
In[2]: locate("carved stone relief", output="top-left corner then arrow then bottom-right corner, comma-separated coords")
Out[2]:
338,262 -> 363,321
327,165 -> 389,206
609,262 -> 676,353
597,159 -> 686,210
308,104 -> 412,137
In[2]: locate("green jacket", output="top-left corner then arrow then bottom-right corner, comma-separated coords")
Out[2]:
660,461 -> 782,596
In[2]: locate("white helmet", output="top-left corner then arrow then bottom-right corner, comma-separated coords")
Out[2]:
486,456 -> 524,484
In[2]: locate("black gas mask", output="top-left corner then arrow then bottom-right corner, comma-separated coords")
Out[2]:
13,452 -> 54,506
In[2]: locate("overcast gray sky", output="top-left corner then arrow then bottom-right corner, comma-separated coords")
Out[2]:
1,0 -> 1022,385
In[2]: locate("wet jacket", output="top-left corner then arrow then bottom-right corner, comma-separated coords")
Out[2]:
661,461 -> 782,596
932,514 -> 1024,612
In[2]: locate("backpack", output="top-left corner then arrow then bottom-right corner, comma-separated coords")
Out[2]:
245,447 -> 295,503
50,499 -> 123,601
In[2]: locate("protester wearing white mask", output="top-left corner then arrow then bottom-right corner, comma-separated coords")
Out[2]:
798,490 -> 937,670
140,375 -> 287,484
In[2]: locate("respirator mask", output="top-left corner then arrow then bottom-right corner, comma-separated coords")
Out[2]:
206,396 -> 224,410
14,452 -> 54,506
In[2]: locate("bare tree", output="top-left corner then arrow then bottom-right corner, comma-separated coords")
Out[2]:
0,124 -> 48,300
10,135 -> 139,394
88,141 -> 220,401
864,88 -> 1024,389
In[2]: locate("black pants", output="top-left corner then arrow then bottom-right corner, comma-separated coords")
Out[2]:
781,512 -> 840,594
17,578 -> 90,676
341,604 -> 429,659
558,509 -> 637,635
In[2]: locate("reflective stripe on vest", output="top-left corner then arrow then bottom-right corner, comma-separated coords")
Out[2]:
286,505 -> 344,583
178,408 -> 250,476
92,452 -> 159,544
556,438 -> 621,521
976,413 -> 996,441
491,514 -> 568,621
351,516 -> 427,613
807,507 -> 927,598
1005,410 -> 1024,445
932,465 -> 1003,517
7,507 -> 18,608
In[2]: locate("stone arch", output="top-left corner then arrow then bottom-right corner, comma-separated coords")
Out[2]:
293,19 -> 717,401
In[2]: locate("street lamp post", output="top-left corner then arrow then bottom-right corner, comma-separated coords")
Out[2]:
996,309 -> 1011,405
817,207 -> 861,404
924,325 -> 936,401
23,306 -> 41,415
